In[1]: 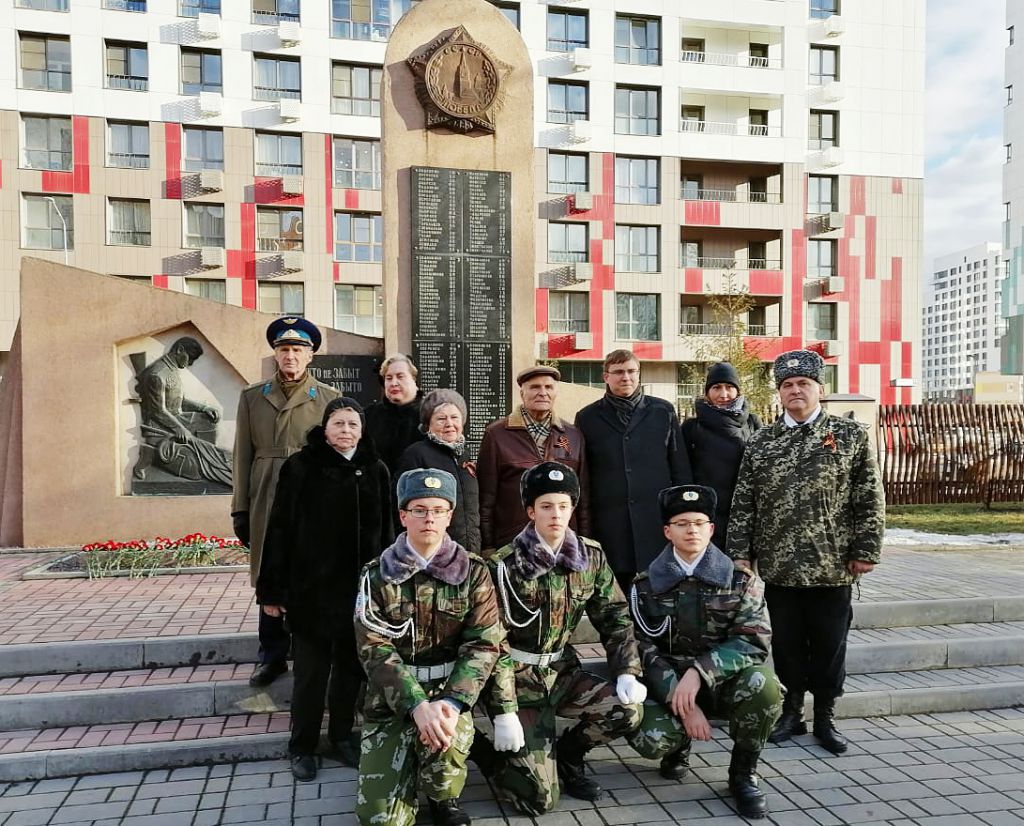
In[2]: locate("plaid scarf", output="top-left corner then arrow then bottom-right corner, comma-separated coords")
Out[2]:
426,430 -> 466,457
521,406 -> 552,455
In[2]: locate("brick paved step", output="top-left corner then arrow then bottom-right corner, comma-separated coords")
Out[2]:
845,622 -> 1024,674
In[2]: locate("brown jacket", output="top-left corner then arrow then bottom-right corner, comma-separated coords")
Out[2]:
477,408 -> 590,551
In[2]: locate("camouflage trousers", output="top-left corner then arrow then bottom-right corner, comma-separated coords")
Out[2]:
355,710 -> 473,826
490,667 -> 642,816
628,665 -> 783,758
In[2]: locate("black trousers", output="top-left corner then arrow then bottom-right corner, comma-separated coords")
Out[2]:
289,630 -> 364,756
764,584 -> 852,703
257,609 -> 290,666
614,571 -> 637,597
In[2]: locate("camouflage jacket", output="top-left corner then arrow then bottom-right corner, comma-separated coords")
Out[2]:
483,526 -> 641,713
631,543 -> 771,702
355,534 -> 514,722
726,412 -> 885,586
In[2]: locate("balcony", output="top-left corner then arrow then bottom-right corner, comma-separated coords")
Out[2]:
681,187 -> 780,205
679,322 -> 781,337
256,162 -> 302,177
681,256 -> 781,271
108,152 -> 149,169
255,86 -> 301,102
681,120 -> 781,138
253,9 -> 299,24
107,74 -> 148,91
680,51 -> 781,70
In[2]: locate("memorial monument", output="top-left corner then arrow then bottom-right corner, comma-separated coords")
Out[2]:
383,0 -> 534,453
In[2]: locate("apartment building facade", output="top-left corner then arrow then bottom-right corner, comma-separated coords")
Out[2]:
1004,4 -> 1024,376
0,0 -> 924,404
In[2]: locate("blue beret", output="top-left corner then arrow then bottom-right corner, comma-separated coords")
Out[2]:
396,468 -> 458,509
266,317 -> 322,352
520,461 -> 580,507
773,349 -> 824,388
659,485 -> 717,523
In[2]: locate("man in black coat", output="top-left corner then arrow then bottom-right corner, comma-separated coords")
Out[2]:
575,349 -> 691,592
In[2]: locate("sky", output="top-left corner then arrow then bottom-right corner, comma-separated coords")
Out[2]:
923,0 -> 1005,271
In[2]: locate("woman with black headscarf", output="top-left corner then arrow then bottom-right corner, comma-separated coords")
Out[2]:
257,397 -> 393,781
681,363 -> 762,549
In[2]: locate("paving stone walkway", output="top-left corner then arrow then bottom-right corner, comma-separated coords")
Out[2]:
1,709 -> 1022,825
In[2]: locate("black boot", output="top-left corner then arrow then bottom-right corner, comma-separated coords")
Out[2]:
812,702 -> 848,755
427,798 -> 471,826
768,691 -> 806,744
468,729 -> 499,777
330,731 -> 360,768
290,754 -> 317,781
659,736 -> 692,780
556,727 -> 604,801
728,747 -> 769,819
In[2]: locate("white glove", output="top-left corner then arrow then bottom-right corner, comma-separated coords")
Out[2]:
616,674 -> 648,705
492,712 -> 526,752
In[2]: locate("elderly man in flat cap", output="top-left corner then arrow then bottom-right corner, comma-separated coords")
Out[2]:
726,350 -> 884,755
477,365 -> 590,553
232,317 -> 340,688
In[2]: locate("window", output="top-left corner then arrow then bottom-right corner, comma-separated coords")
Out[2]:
256,133 -> 302,176
489,0 -> 518,28
615,294 -> 659,341
806,303 -> 837,340
808,239 -> 835,278
808,175 -> 837,213
809,0 -> 838,18
808,110 -> 838,149
548,222 -> 588,263
750,176 -> 768,202
548,152 -> 588,194
257,207 -> 304,251
332,63 -> 382,115
254,56 -> 301,101
180,0 -> 220,16
22,115 -> 71,171
681,239 -> 702,267
182,49 -> 222,95
334,212 -> 383,262
332,0 -> 416,40
259,283 -> 305,315
186,278 -> 226,302
23,194 -> 73,250
334,137 -> 381,189
335,284 -> 383,336
615,15 -> 660,65
681,105 -> 705,132
108,121 -> 149,168
558,361 -> 603,388
108,199 -> 151,246
105,42 -> 148,90
615,157 -> 659,204
681,38 -> 705,63
749,43 -> 769,68
20,34 -> 71,92
820,364 -> 837,394
17,0 -> 69,9
182,127 -> 224,171
748,109 -> 769,136
615,225 -> 659,272
548,291 -> 589,333
615,87 -> 660,136
184,203 -> 225,248
106,0 -> 147,11
681,175 -> 702,200
547,81 -> 588,124
253,0 -> 300,24
679,303 -> 704,332
809,46 -> 838,85
547,8 -> 587,51
748,241 -> 767,270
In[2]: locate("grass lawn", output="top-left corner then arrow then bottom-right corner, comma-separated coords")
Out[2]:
886,503 -> 1024,535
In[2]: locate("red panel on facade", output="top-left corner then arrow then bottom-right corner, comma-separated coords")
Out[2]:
748,270 -> 784,295
684,200 -> 720,226
324,135 -> 334,255
633,342 -> 662,359
42,117 -> 90,193
251,178 -> 305,206
240,203 -> 257,310
864,215 -> 877,280
153,275 -> 168,289
165,123 -> 182,200
333,261 -> 340,282
683,268 -> 703,294
546,334 -> 578,359
892,177 -> 903,194
344,189 -> 359,209
790,230 -> 806,335
849,176 -> 866,215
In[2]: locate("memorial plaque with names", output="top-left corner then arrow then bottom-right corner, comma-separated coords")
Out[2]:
411,166 -> 512,458
309,355 -> 381,407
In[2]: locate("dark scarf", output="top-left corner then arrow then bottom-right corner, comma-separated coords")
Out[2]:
605,386 -> 644,427
646,542 -> 734,594
425,430 -> 466,458
710,395 -> 746,415
509,524 -> 588,580
379,532 -> 469,586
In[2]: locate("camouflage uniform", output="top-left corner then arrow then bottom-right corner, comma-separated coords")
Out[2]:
354,541 -> 511,826
626,544 -> 782,759
482,527 -> 643,815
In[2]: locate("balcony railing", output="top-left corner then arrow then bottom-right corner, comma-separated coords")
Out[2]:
108,152 -> 150,169
258,237 -> 303,252
679,322 -> 781,337
681,187 -> 781,204
17,0 -> 69,9
549,251 -> 588,264
681,256 -> 782,270
254,86 -> 301,101
256,162 -> 302,177
105,0 -> 146,10
680,120 -> 781,137
186,235 -> 225,248
179,0 -> 219,16
110,230 -> 151,246
680,50 -> 782,69
332,20 -> 390,40
25,150 -> 72,171
253,9 -> 300,24
107,74 -> 148,91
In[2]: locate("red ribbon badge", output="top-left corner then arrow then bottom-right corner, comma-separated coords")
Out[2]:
822,431 -> 837,453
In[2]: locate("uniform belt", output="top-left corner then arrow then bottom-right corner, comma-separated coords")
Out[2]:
410,662 -> 455,681
509,647 -> 564,667
254,447 -> 297,459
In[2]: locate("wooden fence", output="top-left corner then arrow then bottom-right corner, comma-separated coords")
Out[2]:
878,404 -> 1024,505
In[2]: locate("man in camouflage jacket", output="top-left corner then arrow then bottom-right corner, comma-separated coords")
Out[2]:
472,462 -> 646,816
627,484 -> 782,819
727,349 -> 884,755
354,468 -> 513,826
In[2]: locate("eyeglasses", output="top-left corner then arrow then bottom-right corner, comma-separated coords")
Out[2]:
608,368 -> 639,377
668,519 -> 711,529
403,507 -> 452,519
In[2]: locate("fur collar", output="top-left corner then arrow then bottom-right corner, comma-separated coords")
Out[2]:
304,426 -> 380,467
509,524 -> 587,580
379,532 -> 469,586
647,543 -> 734,594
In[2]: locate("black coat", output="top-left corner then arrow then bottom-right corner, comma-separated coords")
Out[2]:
681,399 -> 762,549
365,394 -> 423,474
256,427 -> 394,639
394,437 -> 481,554
575,395 -> 691,575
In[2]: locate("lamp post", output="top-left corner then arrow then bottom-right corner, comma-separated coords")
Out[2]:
43,196 -> 69,266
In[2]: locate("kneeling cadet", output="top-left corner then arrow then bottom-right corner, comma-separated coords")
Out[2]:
627,484 -> 782,819
471,461 -> 647,815
354,468 -> 514,826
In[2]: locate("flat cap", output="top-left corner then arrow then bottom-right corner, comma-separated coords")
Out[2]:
266,317 -> 322,352
520,461 -> 580,507
773,349 -> 825,388
659,484 -> 717,524
396,468 -> 458,509
516,365 -> 561,385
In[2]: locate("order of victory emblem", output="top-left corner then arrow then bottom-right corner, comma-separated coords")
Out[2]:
408,26 -> 511,134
